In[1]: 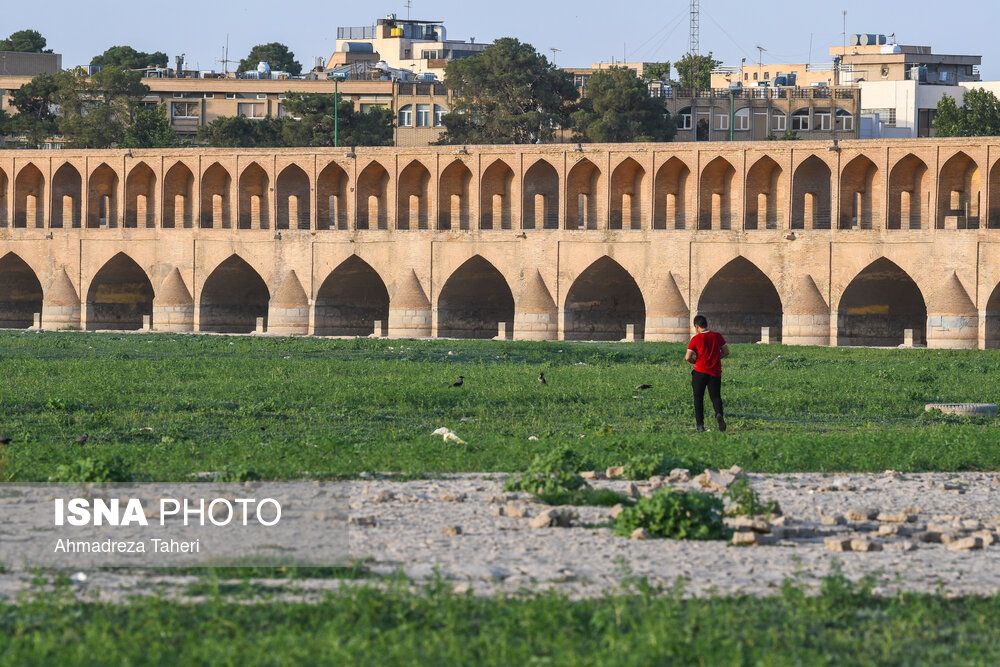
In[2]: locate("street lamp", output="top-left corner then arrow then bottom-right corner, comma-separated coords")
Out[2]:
330,72 -> 348,147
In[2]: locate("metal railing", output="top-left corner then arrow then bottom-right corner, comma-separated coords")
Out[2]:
667,86 -> 857,101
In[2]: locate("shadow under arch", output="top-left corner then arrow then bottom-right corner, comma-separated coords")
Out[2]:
564,257 -> 645,341
837,258 -> 927,347
314,256 -> 390,336
437,256 -> 515,339
698,257 -> 782,343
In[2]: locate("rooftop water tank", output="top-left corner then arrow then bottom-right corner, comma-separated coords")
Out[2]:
257,61 -> 271,76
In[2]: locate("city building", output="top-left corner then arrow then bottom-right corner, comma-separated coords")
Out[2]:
0,50 -> 61,77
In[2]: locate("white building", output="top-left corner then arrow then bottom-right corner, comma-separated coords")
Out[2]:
860,80 -> 1000,138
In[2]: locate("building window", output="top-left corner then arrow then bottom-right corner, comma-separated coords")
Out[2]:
398,105 -> 413,127
772,112 -> 786,131
256,94 -> 267,100
226,93 -> 237,100
753,72 -> 758,81
744,73 -> 749,81
171,101 -> 200,119
678,108 -> 693,130
715,113 -> 729,131
433,104 -> 446,127
237,102 -> 265,119
203,93 -> 214,99
836,109 -> 854,131
360,103 -> 387,113
791,110 -> 811,131
816,112 -> 832,131
764,72 -> 770,80
172,93 -> 185,99
735,108 -> 751,131
867,108 -> 897,127
416,104 -> 431,127
278,94 -> 287,100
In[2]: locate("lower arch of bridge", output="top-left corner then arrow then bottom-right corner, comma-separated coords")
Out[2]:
564,257 -> 645,341
199,256 -> 269,334
314,256 -> 390,337
0,253 -> 42,328
698,257 -> 782,343
85,253 -> 153,331
987,283 -> 1000,349
437,256 -> 515,339
837,258 -> 927,347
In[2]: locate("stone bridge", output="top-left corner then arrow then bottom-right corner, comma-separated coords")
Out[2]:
1,139 -> 1000,348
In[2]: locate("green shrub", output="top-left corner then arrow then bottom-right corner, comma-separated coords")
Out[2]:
217,465 -> 262,483
505,446 -> 586,496
723,478 -> 781,517
614,489 -> 727,540
623,453 -> 665,480
536,487 -> 630,507
48,456 -> 132,483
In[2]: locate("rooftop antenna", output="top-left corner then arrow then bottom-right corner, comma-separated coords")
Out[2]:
689,0 -> 700,55
404,0 -> 412,20
218,34 -> 239,75
755,44 -> 767,72
549,47 -> 561,66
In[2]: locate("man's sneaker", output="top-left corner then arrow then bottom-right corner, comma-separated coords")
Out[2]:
696,425 -> 706,433
716,414 -> 727,433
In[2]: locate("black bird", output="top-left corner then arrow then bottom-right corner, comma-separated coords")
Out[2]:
635,384 -> 653,392
74,434 -> 90,445
451,376 -> 465,388
538,372 -> 547,385
0,436 -> 11,446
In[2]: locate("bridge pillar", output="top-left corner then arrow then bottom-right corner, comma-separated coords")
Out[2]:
926,272 -> 978,349
387,270 -> 432,339
152,267 -> 194,332
644,272 -> 690,342
267,270 -> 310,336
513,270 -> 558,341
41,268 -> 81,331
783,275 -> 831,346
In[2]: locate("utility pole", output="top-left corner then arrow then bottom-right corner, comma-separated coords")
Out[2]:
549,47 -> 561,66
689,0 -> 700,55
405,0 -> 412,20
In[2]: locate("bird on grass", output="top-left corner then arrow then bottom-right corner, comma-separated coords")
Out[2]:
74,434 -> 90,445
451,376 -> 465,388
635,384 -> 653,392
538,372 -> 547,386
0,436 -> 11,446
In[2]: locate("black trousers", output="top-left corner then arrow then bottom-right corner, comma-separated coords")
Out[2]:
691,371 -> 724,426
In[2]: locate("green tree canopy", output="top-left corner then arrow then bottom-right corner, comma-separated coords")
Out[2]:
933,89 -> 1000,137
438,37 -> 579,145
571,66 -> 675,143
238,43 -> 302,76
123,105 -> 179,148
7,71 -> 64,147
92,45 -> 168,70
674,52 -> 722,89
0,29 -> 49,53
642,62 -> 672,81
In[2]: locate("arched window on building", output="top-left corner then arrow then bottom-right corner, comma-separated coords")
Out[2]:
677,107 -> 693,131
398,105 -> 413,127
433,105 -> 447,127
791,109 -> 811,132
735,108 -> 751,132
836,109 -> 855,132
772,110 -> 786,132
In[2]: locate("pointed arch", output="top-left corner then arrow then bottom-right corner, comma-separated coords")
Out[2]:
238,162 -> 269,230
889,154 -> 929,230
610,158 -> 646,230
88,163 -> 119,228
567,158 -> 603,230
357,161 -> 389,230
199,255 -> 269,334
480,159 -> 514,230
698,157 -> 736,230
14,163 -> 44,229
437,256 -> 515,339
397,160 -> 431,230
698,257 -> 782,343
840,155 -> 881,229
0,168 -> 7,228
438,160 -> 472,230
986,282 -> 1000,348
314,256 -> 390,336
0,253 -> 43,328
85,253 -> 154,331
837,258 -> 926,347
938,151 -> 981,229
125,162 -> 156,228
654,156 -> 690,230
201,162 -> 232,229
523,159 -> 559,230
276,164 -> 310,230
564,257 -> 645,341
744,156 -> 784,230
163,162 -> 194,229
318,162 -> 349,230
792,156 -> 832,230
51,163 -> 82,229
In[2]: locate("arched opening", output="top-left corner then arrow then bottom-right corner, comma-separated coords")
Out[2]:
698,257 -> 782,343
201,163 -> 232,229
838,258 -> 926,347
438,160 -> 472,230
14,163 -> 44,229
276,164 -> 310,230
125,162 -> 156,228
771,110 -> 786,134
567,158 -> 603,230
199,256 -> 269,334
840,155 -> 881,229
0,253 -> 42,328
88,163 -> 119,228
357,162 -> 389,230
698,157 -> 735,230
792,156 -> 832,229
745,156 -> 783,230
314,256 -> 390,336
238,162 -> 269,230
610,158 -> 645,230
480,159 -> 513,230
318,162 -> 349,230
986,283 -> 1000,348
734,108 -> 751,134
523,160 -> 559,230
163,162 -> 194,229
888,154 -> 929,230
85,253 -> 154,331
51,163 -> 82,229
0,169 -> 7,227
564,257 -> 646,341
938,152 -> 981,229
397,161 -> 430,230
654,157 -> 690,230
437,256 -> 515,339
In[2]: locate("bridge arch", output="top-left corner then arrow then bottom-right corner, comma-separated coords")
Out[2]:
0,168 -> 7,227
523,159 -> 559,230
986,282 -> 1000,349
318,162 -> 349,230
439,160 -> 472,230
792,156 -> 832,229
199,255 -> 269,334
88,163 -> 119,228
837,258 -> 926,347
126,162 -> 156,228
653,156 -> 690,229
567,158 -> 603,230
52,163 -> 82,229
437,256 -> 515,339
480,159 -> 514,230
164,162 -> 194,228
610,157 -> 646,230
888,154 -> 929,230
745,156 -> 784,230
314,256 -> 390,337
14,163 -> 45,228
276,164 -> 310,230
357,161 -> 389,230
938,151 -> 981,229
0,253 -> 43,328
564,256 -> 645,341
85,253 -> 154,331
698,156 -> 735,230
698,257 -> 782,343
202,163 -> 232,229
398,160 -> 431,230
238,162 -> 269,230
840,155 -> 881,229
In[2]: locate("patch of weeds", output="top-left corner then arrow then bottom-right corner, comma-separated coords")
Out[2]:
614,489 -> 728,540
723,478 -> 782,517
623,453 -> 707,480
216,465 -> 262,483
536,487 -> 631,507
505,446 -> 586,496
48,456 -> 132,483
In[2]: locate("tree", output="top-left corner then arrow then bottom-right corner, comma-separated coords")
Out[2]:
674,52 -> 721,89
238,43 -> 302,76
642,62 -> 672,82
92,45 -> 168,70
7,71 -> 65,147
56,67 -> 151,148
197,116 -> 284,147
0,29 -> 49,53
933,89 -> 1000,137
123,105 -> 179,148
571,67 -> 675,143
438,37 -> 579,145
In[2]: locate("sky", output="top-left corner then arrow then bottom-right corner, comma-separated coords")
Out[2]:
5,0 -> 1000,78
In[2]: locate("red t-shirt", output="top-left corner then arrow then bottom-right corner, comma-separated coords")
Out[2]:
688,331 -> 727,378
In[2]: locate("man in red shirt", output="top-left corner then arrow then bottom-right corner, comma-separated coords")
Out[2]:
685,315 -> 730,433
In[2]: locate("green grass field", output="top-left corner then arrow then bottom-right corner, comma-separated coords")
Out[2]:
2,331 -> 999,481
